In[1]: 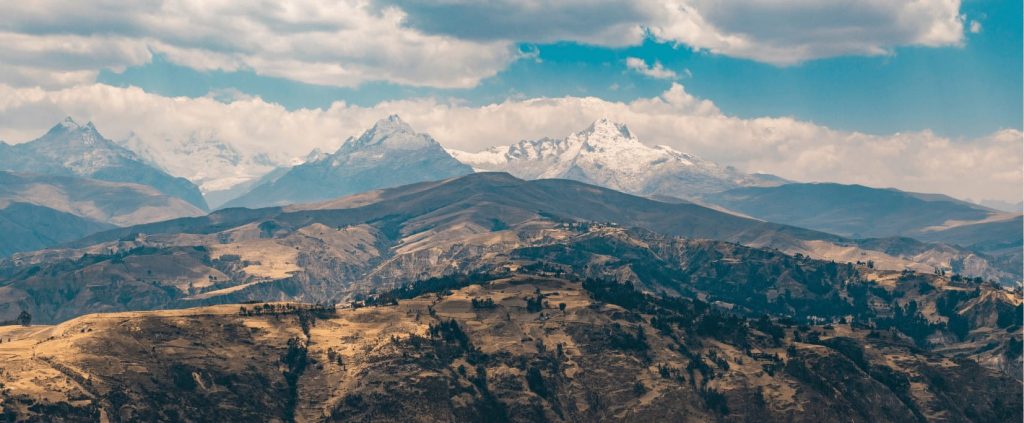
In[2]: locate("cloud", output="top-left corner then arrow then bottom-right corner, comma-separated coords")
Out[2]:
382,0 -> 648,46
389,0 -> 967,65
0,1 -> 518,89
0,82 -> 1018,203
969,20 -> 982,34
0,1 -> 969,89
646,0 -> 966,65
626,57 -> 678,79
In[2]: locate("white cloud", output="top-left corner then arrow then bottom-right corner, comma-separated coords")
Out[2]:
390,0 -> 967,65
645,0 -> 966,65
969,20 -> 982,34
0,0 -> 518,89
0,0 -> 970,89
0,83 -> 1018,203
626,57 -> 678,79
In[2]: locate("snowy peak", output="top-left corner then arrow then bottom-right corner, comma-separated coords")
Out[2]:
450,119 -> 784,200
373,114 -> 414,135
568,118 -> 645,154
354,114 -> 415,145
580,118 -> 633,141
41,117 -> 108,148
343,114 -> 436,152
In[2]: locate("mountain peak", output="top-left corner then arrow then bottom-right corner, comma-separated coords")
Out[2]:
583,118 -> 632,140
50,116 -> 82,133
370,114 -> 414,136
344,114 -> 434,151
61,115 -> 80,126
303,147 -> 327,163
47,117 -> 103,138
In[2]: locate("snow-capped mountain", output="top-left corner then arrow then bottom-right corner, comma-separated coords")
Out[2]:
450,118 -> 784,200
223,115 -> 473,208
0,117 -> 208,210
117,129 -> 288,195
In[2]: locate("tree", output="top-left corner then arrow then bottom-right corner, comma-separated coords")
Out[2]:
558,303 -> 567,312
16,311 -> 31,326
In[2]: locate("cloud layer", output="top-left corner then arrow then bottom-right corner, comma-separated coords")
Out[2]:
388,0 -> 965,65
0,0 -> 967,88
1,82 -> 1018,203
0,0 -> 517,88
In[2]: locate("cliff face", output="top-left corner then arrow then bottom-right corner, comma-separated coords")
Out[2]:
1,275 -> 1020,422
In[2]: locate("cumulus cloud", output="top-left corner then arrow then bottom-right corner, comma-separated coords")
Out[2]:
0,0 -> 969,89
626,57 -> 678,79
0,83 -> 1018,203
646,0 -> 965,65
0,0 -> 518,88
389,0 -> 967,65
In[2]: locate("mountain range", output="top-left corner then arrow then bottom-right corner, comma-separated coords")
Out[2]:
0,118 -> 207,211
2,116 -> 1018,281
52,115 -> 1011,267
2,172 -> 1016,325
450,118 -> 785,200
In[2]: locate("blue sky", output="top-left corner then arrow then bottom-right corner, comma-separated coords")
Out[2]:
94,0 -> 1020,138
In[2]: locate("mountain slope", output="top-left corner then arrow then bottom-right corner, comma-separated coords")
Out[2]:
224,115 -> 473,208
0,118 -> 208,210
702,183 -> 1009,238
0,202 -> 114,257
0,171 -> 204,256
0,171 -> 205,227
450,118 -> 784,199
703,183 -> 1023,267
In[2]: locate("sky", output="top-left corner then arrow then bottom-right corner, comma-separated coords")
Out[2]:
0,0 -> 1020,203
